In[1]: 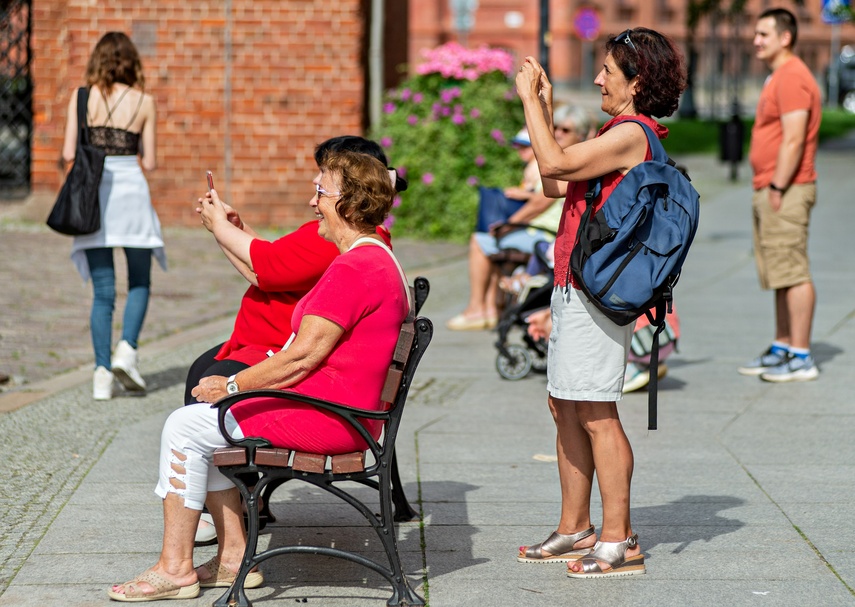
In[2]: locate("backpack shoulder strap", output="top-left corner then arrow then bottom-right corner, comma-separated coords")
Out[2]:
612,118 -> 668,164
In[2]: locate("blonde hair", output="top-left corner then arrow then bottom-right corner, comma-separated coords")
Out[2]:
85,32 -> 145,93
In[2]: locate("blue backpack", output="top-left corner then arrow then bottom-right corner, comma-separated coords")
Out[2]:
569,119 -> 700,429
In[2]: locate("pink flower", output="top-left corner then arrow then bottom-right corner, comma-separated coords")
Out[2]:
440,87 -> 461,104
400,88 -> 412,101
415,42 -> 516,79
384,214 -> 396,229
413,92 -> 424,103
467,176 -> 479,186
407,115 -> 419,126
392,196 -> 402,208
452,113 -> 465,125
490,129 -> 505,144
384,102 -> 396,114
470,108 -> 481,119
380,137 -> 393,148
422,173 -> 434,185
474,155 -> 485,167
396,166 -> 407,177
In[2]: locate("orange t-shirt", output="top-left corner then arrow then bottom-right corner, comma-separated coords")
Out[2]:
749,56 -> 821,190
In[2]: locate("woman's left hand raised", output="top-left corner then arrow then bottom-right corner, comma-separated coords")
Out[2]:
191,375 -> 228,403
516,56 -> 552,109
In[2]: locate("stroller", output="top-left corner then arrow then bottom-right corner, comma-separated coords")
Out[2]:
494,242 -> 554,380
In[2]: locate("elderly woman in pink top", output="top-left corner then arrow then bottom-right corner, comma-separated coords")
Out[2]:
107,150 -> 409,602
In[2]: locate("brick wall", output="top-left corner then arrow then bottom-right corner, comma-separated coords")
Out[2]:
30,1 -> 366,228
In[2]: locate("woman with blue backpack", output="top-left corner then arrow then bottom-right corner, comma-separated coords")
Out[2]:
514,28 -> 687,579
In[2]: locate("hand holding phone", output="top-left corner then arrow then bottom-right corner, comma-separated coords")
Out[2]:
206,170 -> 215,191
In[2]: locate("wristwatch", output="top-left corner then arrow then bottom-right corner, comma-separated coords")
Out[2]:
769,183 -> 787,193
226,374 -> 240,394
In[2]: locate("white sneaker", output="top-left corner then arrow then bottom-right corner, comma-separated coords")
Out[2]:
93,366 -> 114,400
111,340 -> 147,392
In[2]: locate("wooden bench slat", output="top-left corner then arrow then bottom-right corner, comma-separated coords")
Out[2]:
256,448 -> 291,467
381,368 -> 403,404
331,452 -> 365,474
291,451 -> 326,473
213,447 -> 248,467
392,323 -> 415,364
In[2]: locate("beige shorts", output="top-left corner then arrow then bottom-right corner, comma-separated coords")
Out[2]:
546,286 -> 634,402
752,183 -> 816,290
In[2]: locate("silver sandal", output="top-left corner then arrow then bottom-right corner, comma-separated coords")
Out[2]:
566,533 -> 646,578
517,526 -> 595,563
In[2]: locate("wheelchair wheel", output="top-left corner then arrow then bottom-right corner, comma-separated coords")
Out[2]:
496,344 -> 533,380
531,351 -> 548,374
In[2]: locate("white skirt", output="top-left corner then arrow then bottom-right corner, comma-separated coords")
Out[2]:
71,156 -> 167,282
546,286 -> 634,402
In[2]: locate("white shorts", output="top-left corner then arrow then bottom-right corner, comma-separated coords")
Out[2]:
547,286 -> 634,402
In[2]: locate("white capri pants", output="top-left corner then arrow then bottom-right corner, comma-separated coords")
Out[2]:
154,403 -> 244,511
547,286 -> 634,402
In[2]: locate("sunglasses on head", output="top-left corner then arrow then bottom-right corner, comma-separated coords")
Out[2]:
615,29 -> 637,52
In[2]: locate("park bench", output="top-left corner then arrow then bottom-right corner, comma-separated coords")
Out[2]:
210,277 -> 432,607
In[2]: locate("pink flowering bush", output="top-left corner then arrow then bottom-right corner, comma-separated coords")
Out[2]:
372,42 -> 525,240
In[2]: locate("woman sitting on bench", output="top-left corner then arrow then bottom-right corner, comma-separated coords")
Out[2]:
107,150 -> 410,602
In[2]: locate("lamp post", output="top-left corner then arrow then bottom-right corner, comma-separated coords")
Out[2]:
539,0 -> 550,74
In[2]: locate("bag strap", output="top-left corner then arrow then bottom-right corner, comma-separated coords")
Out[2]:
349,236 -> 414,315
77,87 -> 90,145
644,298 -> 667,431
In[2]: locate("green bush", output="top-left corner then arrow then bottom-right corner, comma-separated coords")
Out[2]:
663,110 -> 855,157
372,43 -> 525,242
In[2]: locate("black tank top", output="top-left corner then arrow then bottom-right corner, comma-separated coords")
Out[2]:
88,86 -> 144,156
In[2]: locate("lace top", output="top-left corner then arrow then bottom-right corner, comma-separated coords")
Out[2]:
89,127 -> 140,155
86,85 -> 144,156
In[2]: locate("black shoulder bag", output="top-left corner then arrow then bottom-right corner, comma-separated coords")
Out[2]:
47,87 -> 106,236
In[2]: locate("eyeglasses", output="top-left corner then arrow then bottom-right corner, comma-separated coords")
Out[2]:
315,183 -> 340,199
615,29 -> 637,52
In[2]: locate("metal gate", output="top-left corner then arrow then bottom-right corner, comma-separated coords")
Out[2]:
0,0 -> 33,200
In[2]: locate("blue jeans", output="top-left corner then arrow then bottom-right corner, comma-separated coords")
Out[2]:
85,248 -> 152,369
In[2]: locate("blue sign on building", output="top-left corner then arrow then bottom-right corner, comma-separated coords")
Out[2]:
821,0 -> 851,24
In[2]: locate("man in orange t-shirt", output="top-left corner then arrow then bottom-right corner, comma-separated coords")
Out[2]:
739,8 -> 821,383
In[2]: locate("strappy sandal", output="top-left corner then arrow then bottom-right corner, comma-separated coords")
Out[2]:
566,533 -> 646,578
517,526 -> 595,563
197,556 -> 264,588
106,570 -> 200,602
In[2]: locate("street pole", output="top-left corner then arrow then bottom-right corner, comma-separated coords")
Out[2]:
829,23 -> 841,108
368,0 -> 384,130
539,0 -> 550,75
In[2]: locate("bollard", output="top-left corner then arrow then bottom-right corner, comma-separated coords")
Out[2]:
719,113 -> 745,182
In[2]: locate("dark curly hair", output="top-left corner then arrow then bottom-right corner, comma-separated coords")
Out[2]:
606,28 -> 686,118
321,151 -> 395,231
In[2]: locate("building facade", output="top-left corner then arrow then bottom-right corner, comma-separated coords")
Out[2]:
410,0 -> 855,113
1,0 -> 407,227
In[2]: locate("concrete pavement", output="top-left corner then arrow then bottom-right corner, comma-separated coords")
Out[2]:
1,145 -> 854,606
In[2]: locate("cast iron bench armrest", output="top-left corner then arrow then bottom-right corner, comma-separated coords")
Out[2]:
211,389 -> 391,464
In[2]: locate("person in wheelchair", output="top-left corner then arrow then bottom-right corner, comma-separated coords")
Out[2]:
107,151 -> 410,602
446,105 -> 594,331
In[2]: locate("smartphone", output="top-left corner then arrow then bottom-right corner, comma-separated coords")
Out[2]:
206,170 -> 215,191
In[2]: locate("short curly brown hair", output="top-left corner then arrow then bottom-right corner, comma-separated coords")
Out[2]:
606,28 -> 686,118
321,151 -> 395,231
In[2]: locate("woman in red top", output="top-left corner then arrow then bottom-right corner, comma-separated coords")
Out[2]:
515,29 -> 686,578
184,136 -> 403,404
